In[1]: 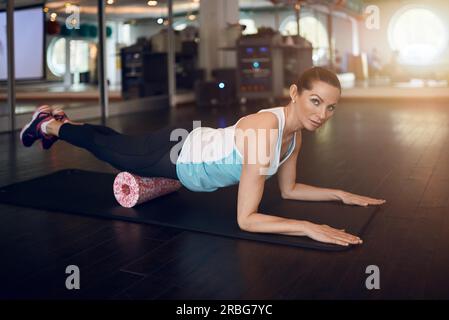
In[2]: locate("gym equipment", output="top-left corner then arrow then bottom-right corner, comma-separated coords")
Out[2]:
0,169 -> 378,251
113,172 -> 181,208
121,40 -> 200,99
121,45 -> 168,99
236,33 -> 313,102
194,68 -> 236,108
194,80 -> 233,108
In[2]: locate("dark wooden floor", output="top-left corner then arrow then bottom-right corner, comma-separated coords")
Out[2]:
1,99 -> 449,299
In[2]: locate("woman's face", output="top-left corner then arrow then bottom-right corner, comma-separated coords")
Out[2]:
291,81 -> 341,131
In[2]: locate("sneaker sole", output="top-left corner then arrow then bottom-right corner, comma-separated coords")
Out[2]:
20,106 -> 51,146
20,110 -> 42,147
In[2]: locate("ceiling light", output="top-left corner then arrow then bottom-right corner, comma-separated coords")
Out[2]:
148,0 -> 158,6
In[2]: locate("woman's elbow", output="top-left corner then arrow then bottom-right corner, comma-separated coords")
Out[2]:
279,182 -> 295,199
237,216 -> 252,232
237,219 -> 249,231
280,189 -> 293,200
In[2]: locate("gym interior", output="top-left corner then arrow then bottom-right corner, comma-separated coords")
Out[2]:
1,0 -> 449,300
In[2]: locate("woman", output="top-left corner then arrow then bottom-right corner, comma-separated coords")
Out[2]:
20,67 -> 385,247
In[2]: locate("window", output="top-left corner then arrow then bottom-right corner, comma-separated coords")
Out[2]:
118,23 -> 131,46
47,37 -> 90,77
280,15 -> 328,63
47,37 -> 66,77
388,6 -> 447,65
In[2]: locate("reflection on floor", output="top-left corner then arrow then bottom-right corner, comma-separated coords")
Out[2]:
340,76 -> 449,98
0,83 -> 122,104
0,82 -> 196,116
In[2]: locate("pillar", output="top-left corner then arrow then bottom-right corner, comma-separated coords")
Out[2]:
199,0 -> 239,80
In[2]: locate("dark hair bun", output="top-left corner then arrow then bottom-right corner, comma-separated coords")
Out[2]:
296,67 -> 341,93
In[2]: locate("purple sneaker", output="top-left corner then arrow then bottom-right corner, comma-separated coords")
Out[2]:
52,108 -> 69,123
20,107 -> 53,148
41,108 -> 70,150
41,121 -> 58,150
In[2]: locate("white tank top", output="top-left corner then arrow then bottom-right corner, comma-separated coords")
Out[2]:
175,107 -> 297,192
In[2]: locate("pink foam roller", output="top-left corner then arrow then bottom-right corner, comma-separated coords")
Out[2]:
113,172 -> 182,208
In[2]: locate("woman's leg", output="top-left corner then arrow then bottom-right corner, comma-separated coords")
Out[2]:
47,121 -> 180,179
86,124 -> 121,136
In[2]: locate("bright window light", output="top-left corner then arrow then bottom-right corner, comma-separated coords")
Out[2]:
388,6 -> 447,65
280,15 -> 328,62
47,38 -> 89,77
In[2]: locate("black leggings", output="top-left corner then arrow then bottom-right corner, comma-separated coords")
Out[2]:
59,123 -> 185,179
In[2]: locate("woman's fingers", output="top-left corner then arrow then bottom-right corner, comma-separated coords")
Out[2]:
307,223 -> 363,246
361,196 -> 386,204
331,230 -> 361,243
322,226 -> 362,245
334,231 -> 362,244
327,235 -> 354,246
332,233 -> 362,244
317,232 -> 350,246
333,239 -> 350,246
346,194 -> 386,206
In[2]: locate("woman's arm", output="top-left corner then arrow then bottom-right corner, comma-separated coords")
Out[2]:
277,132 -> 340,201
236,131 -> 362,246
236,114 -> 361,246
277,133 -> 386,205
237,160 -> 362,246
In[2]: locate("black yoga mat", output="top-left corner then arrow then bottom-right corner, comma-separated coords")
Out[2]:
0,169 -> 378,251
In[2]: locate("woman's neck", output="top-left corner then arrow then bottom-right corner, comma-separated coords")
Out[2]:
283,102 -> 304,136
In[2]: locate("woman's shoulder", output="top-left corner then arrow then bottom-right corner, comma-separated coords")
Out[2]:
236,108 -> 280,132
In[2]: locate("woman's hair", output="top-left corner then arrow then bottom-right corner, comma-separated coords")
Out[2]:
295,67 -> 341,94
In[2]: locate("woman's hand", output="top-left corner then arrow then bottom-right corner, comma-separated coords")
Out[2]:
337,190 -> 386,207
303,221 -> 363,246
